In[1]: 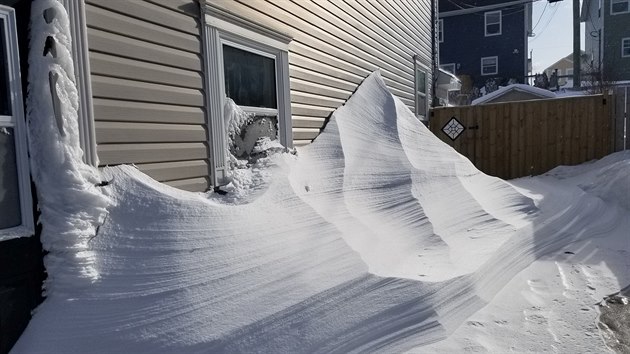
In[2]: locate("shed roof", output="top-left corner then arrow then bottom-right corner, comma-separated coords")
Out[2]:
471,84 -> 556,105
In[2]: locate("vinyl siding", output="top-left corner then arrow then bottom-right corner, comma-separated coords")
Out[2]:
83,0 -> 433,189
85,0 -> 210,191
207,0 -> 434,145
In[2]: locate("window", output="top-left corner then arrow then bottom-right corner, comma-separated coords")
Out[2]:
623,38 -> 630,57
611,0 -> 630,14
485,10 -> 502,36
203,8 -> 292,185
481,56 -> 498,75
0,7 -> 33,238
440,63 -> 456,75
222,44 -> 278,110
566,68 -> 574,76
438,19 -> 444,43
414,58 -> 429,120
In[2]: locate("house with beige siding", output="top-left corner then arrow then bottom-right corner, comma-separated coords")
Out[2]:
0,0 -> 437,350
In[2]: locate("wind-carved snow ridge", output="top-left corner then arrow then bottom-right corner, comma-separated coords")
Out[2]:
15,72 -> 629,353
290,72 -> 537,281
26,0 -> 109,291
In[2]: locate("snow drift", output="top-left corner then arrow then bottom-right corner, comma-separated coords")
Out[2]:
13,63 -> 628,352
12,70 -> 528,352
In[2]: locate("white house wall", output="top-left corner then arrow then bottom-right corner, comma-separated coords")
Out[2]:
207,0 -> 434,146
84,0 -> 210,192
80,0 -> 434,190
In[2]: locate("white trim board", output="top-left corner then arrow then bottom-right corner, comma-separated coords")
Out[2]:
62,0 -> 98,167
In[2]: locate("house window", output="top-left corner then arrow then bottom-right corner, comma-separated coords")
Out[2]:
203,8 -> 292,185
566,68 -> 574,76
222,44 -> 278,111
485,10 -> 502,36
0,8 -> 33,237
481,56 -> 498,75
611,0 -> 630,14
414,59 -> 429,120
623,38 -> 630,57
440,63 -> 456,75
438,19 -> 444,43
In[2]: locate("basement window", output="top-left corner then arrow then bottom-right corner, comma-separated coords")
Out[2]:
622,38 -> 630,58
485,10 -> 502,37
481,56 -> 498,76
611,0 -> 630,14
0,8 -> 33,238
202,6 -> 292,185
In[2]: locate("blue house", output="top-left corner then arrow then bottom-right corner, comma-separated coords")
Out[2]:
438,0 -> 533,92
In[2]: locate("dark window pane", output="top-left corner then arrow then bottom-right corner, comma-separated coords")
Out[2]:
486,23 -> 500,35
0,128 -> 22,229
1,19 -> 12,116
223,45 -> 277,109
416,69 -> 426,94
417,93 -> 427,116
612,0 -> 628,13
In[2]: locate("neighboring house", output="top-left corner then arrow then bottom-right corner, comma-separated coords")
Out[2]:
471,83 -> 556,105
438,0 -> 533,91
581,0 -> 630,81
543,51 -> 589,86
0,0 -> 437,351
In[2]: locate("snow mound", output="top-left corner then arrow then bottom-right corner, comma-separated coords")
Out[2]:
289,72 -> 537,280
13,72 -> 627,353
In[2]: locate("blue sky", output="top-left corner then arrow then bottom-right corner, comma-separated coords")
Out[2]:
528,0 -> 585,73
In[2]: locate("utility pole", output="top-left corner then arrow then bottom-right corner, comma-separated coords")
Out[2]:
573,0 -> 580,88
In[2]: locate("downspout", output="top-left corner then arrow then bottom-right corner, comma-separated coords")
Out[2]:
432,0 -> 439,108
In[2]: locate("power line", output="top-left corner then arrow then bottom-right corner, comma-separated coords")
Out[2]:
532,2 -> 548,31
529,2 -> 560,42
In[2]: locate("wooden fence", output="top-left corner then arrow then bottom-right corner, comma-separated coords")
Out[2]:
429,94 -> 617,179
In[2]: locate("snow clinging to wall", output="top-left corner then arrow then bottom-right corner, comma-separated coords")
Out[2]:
26,0 -> 109,291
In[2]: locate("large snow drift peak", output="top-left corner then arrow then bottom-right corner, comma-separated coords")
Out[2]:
291,72 -> 537,281
15,72 -> 551,353
26,0 -> 109,289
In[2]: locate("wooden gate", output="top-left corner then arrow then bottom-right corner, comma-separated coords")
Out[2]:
429,94 -> 614,179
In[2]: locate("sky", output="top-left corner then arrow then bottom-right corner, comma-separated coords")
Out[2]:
528,0 -> 585,73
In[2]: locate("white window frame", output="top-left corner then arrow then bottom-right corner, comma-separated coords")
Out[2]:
611,0 -> 630,14
481,56 -> 499,76
440,63 -> 456,75
622,38 -> 630,58
484,10 -> 502,37
0,6 -> 33,238
566,68 -> 574,76
414,57 -> 429,121
438,19 -> 444,43
201,6 -> 292,186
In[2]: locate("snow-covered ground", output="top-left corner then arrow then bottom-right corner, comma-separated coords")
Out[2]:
12,65 -> 629,353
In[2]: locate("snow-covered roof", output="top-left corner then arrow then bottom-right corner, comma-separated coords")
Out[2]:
471,84 -> 556,105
